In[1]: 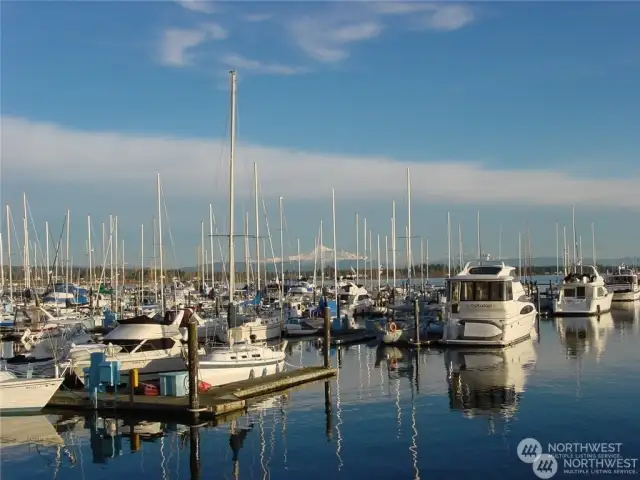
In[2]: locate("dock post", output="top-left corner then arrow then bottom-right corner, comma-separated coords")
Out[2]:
187,317 -> 200,413
413,299 -> 420,345
129,368 -> 138,406
323,306 -> 331,368
324,380 -> 332,441
189,425 -> 201,480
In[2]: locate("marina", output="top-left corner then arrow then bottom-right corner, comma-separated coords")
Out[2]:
2,1 -> 640,478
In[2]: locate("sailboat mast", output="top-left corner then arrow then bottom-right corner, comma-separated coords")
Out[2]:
45,221 -> 50,286
458,222 -> 463,270
0,232 -> 4,293
297,237 -> 301,279
407,167 -> 412,281
253,163 -> 260,292
23,193 -> 30,290
6,206 -> 12,301
141,224 -> 144,309
364,217 -> 367,284
476,209 -> 481,260
152,216 -> 157,304
157,174 -> 165,311
228,70 -> 237,305
332,189 -> 338,292
66,209 -> 70,293
320,219 -> 324,287
498,223 -> 502,261
385,235 -> 389,285
391,200 -> 396,289
355,212 -> 359,283
447,212 -> 451,277
201,221 -> 206,291
572,205 -> 577,271
377,234 -> 381,290
591,222 -> 596,266
555,222 -> 559,277
87,215 -> 93,288
209,204 -> 215,290
279,197 -> 284,306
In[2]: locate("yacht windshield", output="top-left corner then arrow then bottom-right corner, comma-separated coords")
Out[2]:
449,281 -> 511,302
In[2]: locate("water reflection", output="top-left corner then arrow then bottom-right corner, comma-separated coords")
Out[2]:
555,312 -> 614,359
444,339 -> 537,432
611,303 -> 640,337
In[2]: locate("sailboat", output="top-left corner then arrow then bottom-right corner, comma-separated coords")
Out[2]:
198,71 -> 285,385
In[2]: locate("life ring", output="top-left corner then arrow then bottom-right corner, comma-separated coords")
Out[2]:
389,322 -> 397,333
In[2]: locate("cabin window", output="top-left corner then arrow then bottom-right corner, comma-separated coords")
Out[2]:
576,286 -> 586,298
564,289 -> 576,298
105,340 -> 140,353
474,282 -> 490,301
357,294 -> 369,301
506,282 -> 513,301
137,338 -> 175,351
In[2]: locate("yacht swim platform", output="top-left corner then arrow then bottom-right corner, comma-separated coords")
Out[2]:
46,366 -> 336,421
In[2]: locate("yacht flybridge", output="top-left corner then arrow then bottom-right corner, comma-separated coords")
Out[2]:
441,261 -> 537,347
552,265 -> 613,316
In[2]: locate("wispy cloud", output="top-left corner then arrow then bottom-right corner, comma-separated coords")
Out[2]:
219,54 -> 309,76
290,17 -> 383,62
176,0 -> 216,14
3,116 -> 639,209
159,23 -> 227,67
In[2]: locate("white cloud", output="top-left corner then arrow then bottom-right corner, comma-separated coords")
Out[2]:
159,23 -> 227,67
219,54 -> 309,76
290,17 -> 383,62
176,0 -> 216,14
3,116 -> 639,209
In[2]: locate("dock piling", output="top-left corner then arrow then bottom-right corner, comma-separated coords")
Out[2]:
413,299 -> 420,345
190,425 -> 201,479
187,317 -> 200,413
323,306 -> 331,368
129,368 -> 138,406
324,380 -> 332,440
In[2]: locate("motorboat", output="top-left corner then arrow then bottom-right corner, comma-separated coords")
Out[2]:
553,266 -> 613,316
441,261 -> 537,346
604,266 -> 640,303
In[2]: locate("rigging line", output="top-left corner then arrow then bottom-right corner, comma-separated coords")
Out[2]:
260,197 -> 279,280
8,209 -> 24,260
25,198 -> 47,268
46,217 -> 68,290
159,181 -> 180,274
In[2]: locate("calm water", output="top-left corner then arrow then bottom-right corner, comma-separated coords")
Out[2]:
2,304 -> 639,479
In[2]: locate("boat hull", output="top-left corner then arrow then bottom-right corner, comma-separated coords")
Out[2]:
198,359 -> 285,387
0,377 -> 64,412
441,311 -> 537,347
611,290 -> 640,302
552,295 -> 613,316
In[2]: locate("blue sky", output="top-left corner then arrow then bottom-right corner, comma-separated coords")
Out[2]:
1,1 -> 639,268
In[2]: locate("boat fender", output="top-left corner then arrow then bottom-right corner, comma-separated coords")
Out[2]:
389,322 -> 397,333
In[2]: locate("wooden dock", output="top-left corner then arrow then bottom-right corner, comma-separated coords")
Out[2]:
48,366 -> 336,421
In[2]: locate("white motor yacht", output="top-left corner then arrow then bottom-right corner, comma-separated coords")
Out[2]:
604,266 -> 640,303
441,261 -> 537,347
553,266 -> 613,316
64,312 -> 194,385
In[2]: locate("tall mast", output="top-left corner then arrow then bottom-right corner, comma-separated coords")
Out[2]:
385,235 -> 389,285
279,197 -> 284,304
555,222 -> 559,277
253,163 -> 260,292
141,224 -> 144,309
320,219 -> 324,287
355,212 -> 359,283
368,229 -> 372,290
364,217 -> 367,284
6,205 -> 12,301
458,222 -> 463,270
591,222 -> 596,266
476,209 -> 481,260
87,215 -> 93,288
45,221 -> 50,286
201,220 -> 206,291
407,167 -> 412,281
0,232 -> 4,293
66,209 -> 70,291
377,234 -> 381,290
571,205 -> 577,271
23,193 -> 30,290
152,216 -> 157,304
518,231 -> 522,281
391,201 -> 396,289
498,223 -> 502,261
297,237 -> 301,279
447,212 -> 451,277
332,189 -> 338,292
228,70 -> 237,305
157,174 -> 165,311
209,204 -> 215,290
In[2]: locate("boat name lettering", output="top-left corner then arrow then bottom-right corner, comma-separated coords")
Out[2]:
469,304 -> 492,308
